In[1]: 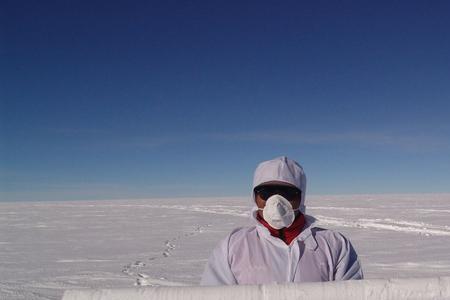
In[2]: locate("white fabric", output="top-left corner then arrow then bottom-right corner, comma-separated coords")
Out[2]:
201,156 -> 363,286
259,194 -> 297,229
200,211 -> 363,285
252,156 -> 307,213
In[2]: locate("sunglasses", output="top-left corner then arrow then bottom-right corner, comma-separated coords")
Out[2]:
254,185 -> 301,201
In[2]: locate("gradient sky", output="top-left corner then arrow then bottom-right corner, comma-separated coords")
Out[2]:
1,1 -> 450,201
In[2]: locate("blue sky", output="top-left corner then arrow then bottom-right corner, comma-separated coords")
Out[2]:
1,0 -> 450,201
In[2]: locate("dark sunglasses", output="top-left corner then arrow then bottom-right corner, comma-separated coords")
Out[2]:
254,185 -> 301,201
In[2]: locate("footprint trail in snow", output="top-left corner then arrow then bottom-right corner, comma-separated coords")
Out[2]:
123,224 -> 210,286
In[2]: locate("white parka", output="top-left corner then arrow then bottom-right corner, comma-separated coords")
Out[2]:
200,211 -> 363,285
201,156 -> 363,285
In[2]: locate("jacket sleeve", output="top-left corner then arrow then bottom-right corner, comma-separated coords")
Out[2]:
333,232 -> 364,280
200,233 -> 237,286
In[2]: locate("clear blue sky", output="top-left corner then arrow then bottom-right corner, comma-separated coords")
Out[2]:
1,1 -> 450,201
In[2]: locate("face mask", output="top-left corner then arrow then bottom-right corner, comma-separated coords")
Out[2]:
258,194 -> 299,229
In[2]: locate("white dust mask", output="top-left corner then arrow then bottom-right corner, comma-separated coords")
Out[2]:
258,194 -> 299,229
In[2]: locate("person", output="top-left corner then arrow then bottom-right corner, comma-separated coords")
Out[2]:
201,156 -> 363,285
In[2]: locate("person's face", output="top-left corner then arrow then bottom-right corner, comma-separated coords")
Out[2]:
254,184 -> 301,218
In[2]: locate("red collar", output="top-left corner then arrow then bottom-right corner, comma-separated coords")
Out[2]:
256,213 -> 306,245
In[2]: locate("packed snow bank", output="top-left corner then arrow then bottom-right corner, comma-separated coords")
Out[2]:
62,277 -> 450,300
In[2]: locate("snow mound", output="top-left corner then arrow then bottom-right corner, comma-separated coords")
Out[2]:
62,277 -> 450,300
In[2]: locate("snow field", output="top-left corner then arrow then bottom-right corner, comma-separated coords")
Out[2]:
1,194 -> 450,299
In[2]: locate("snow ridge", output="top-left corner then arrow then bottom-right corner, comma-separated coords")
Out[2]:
315,215 -> 450,236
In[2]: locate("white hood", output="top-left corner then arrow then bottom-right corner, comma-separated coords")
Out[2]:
252,156 -> 307,213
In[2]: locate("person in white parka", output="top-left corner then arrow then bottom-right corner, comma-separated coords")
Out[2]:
201,156 -> 363,285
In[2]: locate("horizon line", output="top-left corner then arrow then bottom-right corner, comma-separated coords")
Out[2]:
2,192 -> 450,204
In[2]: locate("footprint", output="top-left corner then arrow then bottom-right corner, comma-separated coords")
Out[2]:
132,261 -> 146,267
165,241 -> 175,250
138,273 -> 150,279
135,277 -> 153,286
162,240 -> 176,258
122,260 -> 146,276
121,266 -> 133,275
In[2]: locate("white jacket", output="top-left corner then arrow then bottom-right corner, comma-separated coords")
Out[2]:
201,211 -> 363,285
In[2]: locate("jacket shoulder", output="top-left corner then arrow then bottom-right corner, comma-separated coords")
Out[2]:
309,227 -> 355,251
227,226 -> 258,245
311,227 -> 358,260
312,227 -> 349,241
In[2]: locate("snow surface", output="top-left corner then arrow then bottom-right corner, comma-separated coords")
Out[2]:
1,194 -> 450,300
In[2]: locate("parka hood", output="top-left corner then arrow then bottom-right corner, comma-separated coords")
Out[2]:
252,156 -> 307,213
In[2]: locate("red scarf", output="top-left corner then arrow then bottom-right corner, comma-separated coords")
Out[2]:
256,213 -> 306,245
